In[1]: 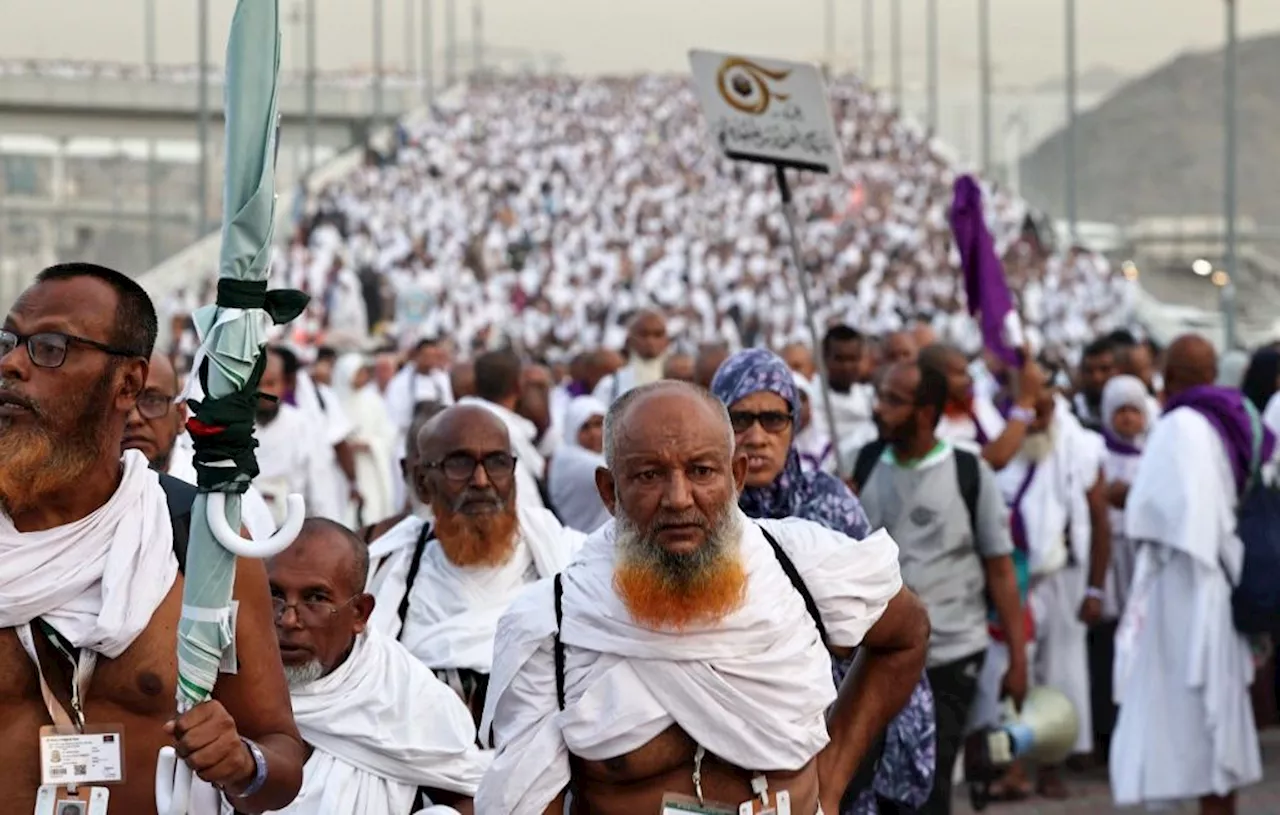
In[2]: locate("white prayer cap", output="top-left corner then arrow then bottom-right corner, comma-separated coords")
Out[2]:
1101,374 -> 1151,435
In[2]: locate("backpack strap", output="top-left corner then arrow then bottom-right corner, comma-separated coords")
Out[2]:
553,573 -> 566,711
758,525 -> 830,648
395,521 -> 435,635
158,473 -> 198,572
952,447 -> 982,543
851,439 -> 888,493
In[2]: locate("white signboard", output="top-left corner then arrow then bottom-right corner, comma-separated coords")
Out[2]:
689,49 -> 843,175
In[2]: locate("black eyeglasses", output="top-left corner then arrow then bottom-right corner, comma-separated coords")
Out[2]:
425,451 -> 518,482
271,595 -> 359,627
134,390 -> 176,420
728,410 -> 793,435
0,329 -> 138,370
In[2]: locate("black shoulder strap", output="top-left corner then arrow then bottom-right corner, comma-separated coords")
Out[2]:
158,473 -> 198,572
759,525 -> 830,648
852,440 -> 888,493
554,573 -> 566,711
396,521 -> 435,635
953,447 -> 982,542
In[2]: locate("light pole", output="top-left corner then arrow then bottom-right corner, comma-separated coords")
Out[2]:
863,0 -> 875,83
979,0 -> 992,174
472,0 -> 484,77
926,0 -> 939,132
1065,0 -> 1078,244
890,0 -> 903,103
145,0 -> 159,265
305,0 -> 317,172
445,0 -> 457,87
824,0 -> 836,71
405,0 -> 416,78
422,0 -> 434,102
196,0 -> 209,239
1223,0 -> 1239,348
373,0 -> 385,129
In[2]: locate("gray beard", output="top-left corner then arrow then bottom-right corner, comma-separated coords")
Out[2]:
630,355 -> 667,387
283,660 -> 325,690
614,494 -> 744,589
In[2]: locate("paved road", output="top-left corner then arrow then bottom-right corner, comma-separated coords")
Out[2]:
952,730 -> 1280,815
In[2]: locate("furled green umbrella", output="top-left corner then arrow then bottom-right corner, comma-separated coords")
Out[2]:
155,1 -> 308,812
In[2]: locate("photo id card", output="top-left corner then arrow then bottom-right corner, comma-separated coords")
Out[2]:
39,725 -> 124,787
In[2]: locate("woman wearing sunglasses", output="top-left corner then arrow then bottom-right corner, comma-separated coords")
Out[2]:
712,348 -> 935,815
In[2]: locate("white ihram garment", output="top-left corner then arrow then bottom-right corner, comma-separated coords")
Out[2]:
476,514 -> 903,815
1111,408 -> 1262,804
0,450 -> 178,658
238,630 -> 489,815
366,506 -> 585,672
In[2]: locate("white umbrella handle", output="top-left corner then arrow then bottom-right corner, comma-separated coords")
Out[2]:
207,492 -> 305,558
156,745 -> 193,815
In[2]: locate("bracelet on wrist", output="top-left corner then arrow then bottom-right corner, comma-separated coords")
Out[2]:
1085,586 -> 1105,602
1008,406 -> 1036,424
228,737 -> 268,800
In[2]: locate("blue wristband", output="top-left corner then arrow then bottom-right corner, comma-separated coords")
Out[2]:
229,737 -> 268,799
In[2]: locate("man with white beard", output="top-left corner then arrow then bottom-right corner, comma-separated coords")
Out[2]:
264,518 -> 488,815
366,404 -> 584,725
978,389 -> 1107,799
591,309 -> 670,405
478,381 -> 931,815
1111,335 -> 1269,815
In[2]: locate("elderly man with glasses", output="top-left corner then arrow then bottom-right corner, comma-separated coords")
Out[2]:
365,403 -> 585,725
264,517 -> 488,815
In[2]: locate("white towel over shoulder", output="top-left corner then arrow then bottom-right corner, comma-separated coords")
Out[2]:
0,450 -> 178,658
477,513 -> 903,815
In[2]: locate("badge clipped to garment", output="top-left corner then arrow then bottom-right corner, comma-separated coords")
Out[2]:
660,747 -> 791,815
18,623 -> 124,815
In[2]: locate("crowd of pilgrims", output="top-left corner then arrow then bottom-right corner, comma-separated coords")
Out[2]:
122,294 -> 1280,813
162,75 -> 1130,370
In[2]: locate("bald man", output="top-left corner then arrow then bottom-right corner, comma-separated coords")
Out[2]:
882,332 -> 919,367
695,341 -> 731,389
365,404 -> 585,725
780,342 -> 817,381
592,309 -> 670,404
1111,334 -> 1269,815
662,352 -> 696,383
478,381 -> 929,815
265,518 -> 487,814
123,351 -> 276,541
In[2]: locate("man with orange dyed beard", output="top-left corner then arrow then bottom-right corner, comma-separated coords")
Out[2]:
364,404 -> 585,724
478,381 -> 931,815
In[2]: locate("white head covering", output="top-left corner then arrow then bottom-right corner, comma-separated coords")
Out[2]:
1101,374 -> 1151,438
562,396 -> 606,451
547,397 -> 611,533
330,352 -> 369,408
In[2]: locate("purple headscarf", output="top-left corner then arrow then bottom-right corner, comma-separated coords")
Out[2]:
710,348 -> 871,539
1164,384 -> 1276,495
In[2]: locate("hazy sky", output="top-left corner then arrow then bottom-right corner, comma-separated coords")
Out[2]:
2,0 -> 1278,91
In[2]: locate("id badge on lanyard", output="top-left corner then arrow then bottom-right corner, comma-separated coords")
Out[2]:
17,623 -> 123,815
660,746 -> 792,815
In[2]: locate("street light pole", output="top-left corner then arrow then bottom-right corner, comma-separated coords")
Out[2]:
472,0 -> 484,77
306,0 -> 317,172
373,0 -> 385,129
1065,0 -> 1078,243
445,0 -> 457,87
824,0 -> 836,71
979,0 -> 992,174
1224,0 -> 1239,349
196,0 -> 209,239
863,0 -> 875,83
405,0 -> 415,79
145,0 -> 159,265
890,0 -> 903,104
926,0 -> 939,132
423,0 -> 434,102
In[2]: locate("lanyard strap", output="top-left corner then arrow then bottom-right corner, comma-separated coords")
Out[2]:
16,621 -> 98,732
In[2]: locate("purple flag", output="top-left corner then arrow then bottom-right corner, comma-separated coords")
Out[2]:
1164,384 -> 1276,495
950,175 -> 1019,367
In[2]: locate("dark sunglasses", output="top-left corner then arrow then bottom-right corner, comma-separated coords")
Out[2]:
728,410 -> 793,434
0,329 -> 138,370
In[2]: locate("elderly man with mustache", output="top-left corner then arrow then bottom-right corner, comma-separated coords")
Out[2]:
478,380 -> 930,815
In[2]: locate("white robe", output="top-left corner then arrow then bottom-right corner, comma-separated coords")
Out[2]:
1111,407 -> 1262,804
476,514 -> 903,815
814,383 -> 878,460
366,507 -> 585,672
331,356 -> 399,529
0,450 -> 178,658
935,396 -> 1006,458
246,630 -> 489,815
254,403 -> 343,523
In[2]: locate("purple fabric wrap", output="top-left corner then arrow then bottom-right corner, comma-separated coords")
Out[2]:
1164,385 -> 1276,495
950,175 -> 1019,368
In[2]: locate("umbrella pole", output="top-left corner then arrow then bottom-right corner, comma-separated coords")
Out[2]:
774,163 -> 847,477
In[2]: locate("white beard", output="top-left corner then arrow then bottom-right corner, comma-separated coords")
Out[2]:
631,354 -> 667,387
283,659 -> 325,689
1022,424 -> 1058,465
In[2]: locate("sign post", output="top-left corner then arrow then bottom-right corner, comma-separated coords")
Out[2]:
689,50 -> 849,475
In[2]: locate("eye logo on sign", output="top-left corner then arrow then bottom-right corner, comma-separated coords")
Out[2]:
716,57 -> 791,115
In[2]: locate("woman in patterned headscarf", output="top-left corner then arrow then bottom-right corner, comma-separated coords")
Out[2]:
711,348 -> 935,815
